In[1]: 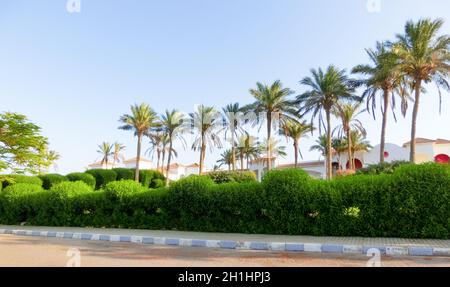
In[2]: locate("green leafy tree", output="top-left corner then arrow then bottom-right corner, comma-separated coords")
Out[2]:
119,103 -> 159,181
0,112 -> 49,174
393,19 -> 450,163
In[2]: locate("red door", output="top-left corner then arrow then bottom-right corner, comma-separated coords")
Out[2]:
435,154 -> 450,163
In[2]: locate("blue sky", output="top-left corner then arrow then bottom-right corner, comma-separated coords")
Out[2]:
1,0 -> 449,174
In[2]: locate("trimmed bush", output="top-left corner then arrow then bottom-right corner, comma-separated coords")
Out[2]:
85,169 -> 117,189
0,183 -> 45,224
206,171 -> 257,184
39,174 -> 68,190
66,172 -> 96,189
139,170 -> 166,188
1,174 -> 43,189
112,168 -> 135,181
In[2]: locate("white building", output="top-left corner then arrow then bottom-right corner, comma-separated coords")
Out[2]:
247,137 -> 450,180
166,163 -> 200,181
87,157 -> 153,170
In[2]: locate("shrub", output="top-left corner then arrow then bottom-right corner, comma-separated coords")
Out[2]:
39,174 -> 68,190
139,170 -> 166,188
0,183 -> 45,224
356,160 -> 410,175
152,178 -> 165,188
112,168 -> 135,181
66,172 -> 96,189
206,171 -> 257,184
85,169 -> 117,189
0,163 -> 449,239
1,175 -> 43,189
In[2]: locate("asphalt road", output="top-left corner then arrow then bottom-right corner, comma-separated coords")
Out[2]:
0,234 -> 448,267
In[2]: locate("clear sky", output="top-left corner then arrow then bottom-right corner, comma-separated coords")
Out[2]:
1,0 -> 449,174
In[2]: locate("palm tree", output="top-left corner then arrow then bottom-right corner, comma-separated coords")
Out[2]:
119,103 -> 159,181
309,135 -> 328,157
146,132 -> 164,170
332,102 -> 366,170
161,109 -> 186,179
97,142 -> 113,167
248,80 -> 297,170
190,105 -> 223,174
347,130 -> 373,160
352,41 -> 409,163
281,120 -> 314,167
112,142 -> 126,167
393,19 -> 450,163
222,103 -> 244,171
298,66 -> 356,179
258,138 -> 287,163
217,149 -> 233,171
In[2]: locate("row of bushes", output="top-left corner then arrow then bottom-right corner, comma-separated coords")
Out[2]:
0,168 -> 167,190
0,163 -> 449,239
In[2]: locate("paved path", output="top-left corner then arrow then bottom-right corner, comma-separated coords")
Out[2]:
0,234 -> 448,267
2,225 -> 449,248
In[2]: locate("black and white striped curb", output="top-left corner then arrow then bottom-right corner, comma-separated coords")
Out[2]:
1,228 -> 449,257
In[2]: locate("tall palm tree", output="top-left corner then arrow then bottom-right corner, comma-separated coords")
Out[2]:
281,120 -> 314,167
161,109 -> 186,179
216,149 -> 233,171
119,103 -> 159,181
112,142 -> 126,167
352,41 -> 409,163
97,142 -> 113,167
190,105 -> 223,174
298,66 -> 356,179
222,103 -> 244,171
248,80 -> 297,170
393,18 -> 450,163
332,102 -> 366,170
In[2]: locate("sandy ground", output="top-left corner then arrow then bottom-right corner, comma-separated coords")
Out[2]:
0,234 -> 449,267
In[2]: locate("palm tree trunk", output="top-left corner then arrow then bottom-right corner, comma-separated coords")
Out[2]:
240,154 -> 244,172
266,112 -> 272,171
165,135 -> 173,183
135,133 -> 142,182
326,109 -> 332,180
156,151 -> 161,170
410,81 -> 421,163
161,149 -> 166,173
246,155 -> 250,170
199,133 -> 205,174
346,128 -> 352,170
380,89 -> 389,163
231,131 -> 236,171
294,140 -> 299,168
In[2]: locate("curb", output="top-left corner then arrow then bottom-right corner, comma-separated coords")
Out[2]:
1,228 -> 449,257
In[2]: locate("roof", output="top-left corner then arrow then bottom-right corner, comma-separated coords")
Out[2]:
123,157 -> 152,164
250,156 -> 277,164
167,163 -> 199,169
277,160 -> 325,169
403,138 -> 450,147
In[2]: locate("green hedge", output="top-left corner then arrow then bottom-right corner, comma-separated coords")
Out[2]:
39,174 -> 68,190
206,171 -> 257,184
0,163 -> 449,239
112,168 -> 135,181
356,161 -> 410,175
139,170 -> 166,188
85,169 -> 117,189
66,172 -> 96,189
1,175 -> 43,189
